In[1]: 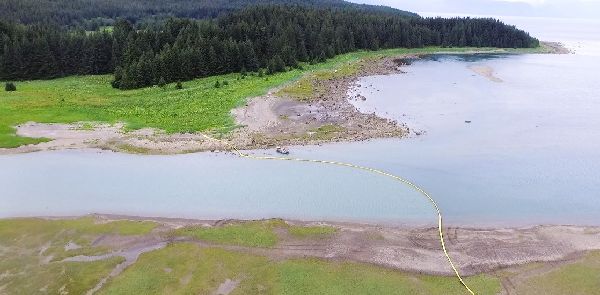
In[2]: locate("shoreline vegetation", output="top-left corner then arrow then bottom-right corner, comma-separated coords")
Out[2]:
0,43 -> 566,155
0,214 -> 598,294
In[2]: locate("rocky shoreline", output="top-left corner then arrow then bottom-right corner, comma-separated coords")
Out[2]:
228,55 -> 411,149
0,42 -> 569,155
0,55 -> 410,155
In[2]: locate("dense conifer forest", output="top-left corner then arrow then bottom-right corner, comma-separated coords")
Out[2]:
0,3 -> 539,89
0,0 -> 416,28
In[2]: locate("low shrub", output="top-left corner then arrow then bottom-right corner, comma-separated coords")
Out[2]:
5,82 -> 16,92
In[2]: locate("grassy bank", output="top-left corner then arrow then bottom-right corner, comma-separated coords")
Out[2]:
0,217 -> 156,294
98,243 -> 500,295
514,251 -> 600,294
0,218 -> 498,294
1,217 -> 598,294
0,46 -> 549,148
174,219 -> 338,247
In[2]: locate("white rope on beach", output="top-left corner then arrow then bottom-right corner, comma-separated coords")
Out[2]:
201,133 -> 476,295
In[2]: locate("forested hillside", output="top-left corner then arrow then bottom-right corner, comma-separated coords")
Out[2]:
0,0 -> 416,29
0,4 -> 539,89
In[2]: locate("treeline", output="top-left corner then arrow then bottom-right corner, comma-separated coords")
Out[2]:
0,5 -> 539,89
0,23 -> 113,80
0,0 -> 416,29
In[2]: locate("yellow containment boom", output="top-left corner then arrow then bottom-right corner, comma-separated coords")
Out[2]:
202,134 -> 476,295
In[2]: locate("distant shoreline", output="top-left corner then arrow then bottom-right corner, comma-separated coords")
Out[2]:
0,43 -> 566,156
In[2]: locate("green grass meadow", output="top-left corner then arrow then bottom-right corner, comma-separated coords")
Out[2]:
0,46 -> 547,148
515,251 -> 600,295
1,218 -> 597,294
174,219 -> 338,247
98,243 -> 502,295
0,217 -> 156,294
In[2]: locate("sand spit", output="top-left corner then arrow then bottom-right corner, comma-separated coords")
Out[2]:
469,65 -> 503,82
542,41 -> 572,54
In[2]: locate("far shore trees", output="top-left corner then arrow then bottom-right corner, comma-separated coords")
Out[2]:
0,6 -> 539,89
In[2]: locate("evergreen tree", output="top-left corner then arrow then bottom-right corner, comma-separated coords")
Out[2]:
268,55 -> 285,74
5,82 -> 16,91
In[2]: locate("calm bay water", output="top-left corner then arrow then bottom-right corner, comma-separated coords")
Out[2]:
347,52 -> 600,226
1,16 -> 599,226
